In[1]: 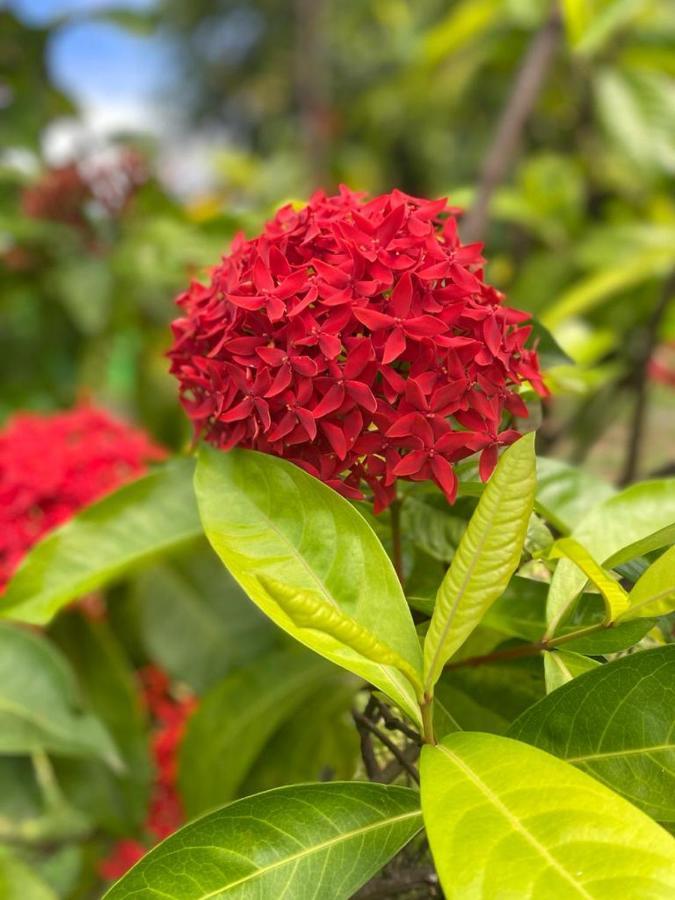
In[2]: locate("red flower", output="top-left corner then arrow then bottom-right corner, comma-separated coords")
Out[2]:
169,187 -> 547,511
0,404 -> 165,592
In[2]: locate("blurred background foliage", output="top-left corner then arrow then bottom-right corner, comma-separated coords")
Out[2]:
2,0 -> 675,480
1,3 -> 675,896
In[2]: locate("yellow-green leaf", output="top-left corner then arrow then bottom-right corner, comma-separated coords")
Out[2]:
423,433 -> 536,694
621,546 -> 675,621
549,537 -> 629,622
195,446 -> 423,726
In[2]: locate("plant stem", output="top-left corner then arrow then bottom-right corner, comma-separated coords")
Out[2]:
390,497 -> 404,585
421,697 -> 436,745
445,621 -> 607,670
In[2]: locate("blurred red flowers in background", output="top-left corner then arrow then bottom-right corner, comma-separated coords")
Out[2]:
0,404 -> 164,592
170,187 -> 546,510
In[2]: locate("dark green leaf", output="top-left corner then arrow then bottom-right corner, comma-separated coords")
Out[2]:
135,546 -> 276,692
179,646 -> 336,816
509,646 -> 675,820
0,623 -> 119,766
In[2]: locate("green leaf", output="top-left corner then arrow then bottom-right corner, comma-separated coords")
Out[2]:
509,646 -> 675,820
421,731 -> 675,898
535,457 -> 615,533
401,492 -> 468,563
178,646 -> 337,817
135,547 -> 275,693
542,244 -> 675,328
549,537 -> 630,621
0,846 -> 57,900
559,617 -> 655,653
434,656 -> 545,739
562,0 -> 649,55
241,678 -> 359,794
621,546 -> 675,621
528,318 -> 574,368
0,459 -> 202,626
195,446 -> 423,724
0,623 -> 119,767
543,649 -> 601,692
424,433 -> 536,692
104,782 -> 422,900
257,576 -> 424,696
50,613 -> 151,833
546,479 -> 675,635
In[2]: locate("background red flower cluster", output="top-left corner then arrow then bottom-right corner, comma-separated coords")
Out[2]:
0,405 -> 164,591
170,187 -> 546,510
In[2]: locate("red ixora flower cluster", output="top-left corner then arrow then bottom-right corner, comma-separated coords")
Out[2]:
169,187 -> 547,510
99,666 -> 197,882
0,405 -> 165,592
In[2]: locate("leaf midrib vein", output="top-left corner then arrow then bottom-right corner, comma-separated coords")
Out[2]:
437,744 -> 594,900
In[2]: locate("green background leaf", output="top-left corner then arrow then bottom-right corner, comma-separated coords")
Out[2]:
546,479 -> 675,634
178,645 -> 341,816
0,623 -> 119,766
0,459 -> 202,625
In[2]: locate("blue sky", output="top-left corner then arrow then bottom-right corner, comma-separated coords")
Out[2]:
8,0 -> 172,113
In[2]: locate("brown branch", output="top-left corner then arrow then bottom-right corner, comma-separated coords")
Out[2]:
378,743 -> 421,785
352,698 -> 382,781
446,621 -> 608,670
461,5 -> 563,243
352,710 -> 420,784
355,866 -> 439,898
619,269 -> 675,486
372,696 -> 422,745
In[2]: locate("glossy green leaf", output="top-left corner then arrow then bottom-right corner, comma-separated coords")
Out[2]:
544,649 -> 601,692
135,547 -> 275,693
535,457 -> 615,533
241,678 -> 359,794
195,446 -> 423,724
546,479 -> 675,636
421,731 -> 675,899
434,656 -> 545,739
0,458 -> 202,626
105,782 -> 422,900
0,623 -> 119,766
257,576 -> 423,696
549,537 -> 629,621
559,617 -> 655,654
50,613 -> 151,833
621,546 -> 675,621
424,433 -> 536,692
401,492 -> 468,562
179,646 -> 337,816
509,646 -> 675,820
0,846 -> 57,900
